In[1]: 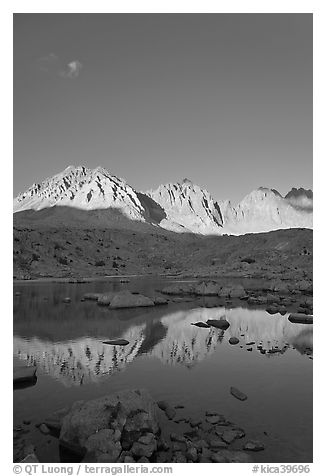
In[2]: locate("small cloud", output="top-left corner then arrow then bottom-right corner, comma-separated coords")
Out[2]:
36,54 -> 83,79
60,60 -> 83,79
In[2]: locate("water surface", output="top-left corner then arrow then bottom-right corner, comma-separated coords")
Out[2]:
13,278 -> 313,463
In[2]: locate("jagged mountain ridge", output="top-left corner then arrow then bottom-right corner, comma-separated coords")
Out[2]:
13,165 -> 313,235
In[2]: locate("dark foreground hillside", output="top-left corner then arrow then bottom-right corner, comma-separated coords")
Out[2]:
13,212 -> 312,284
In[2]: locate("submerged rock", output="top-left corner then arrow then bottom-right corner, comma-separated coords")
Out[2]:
230,387 -> 248,401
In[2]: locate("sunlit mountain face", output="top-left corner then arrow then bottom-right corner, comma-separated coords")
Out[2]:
14,165 -> 312,235
13,307 -> 312,387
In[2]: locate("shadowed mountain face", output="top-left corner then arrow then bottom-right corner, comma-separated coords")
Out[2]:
13,166 -> 312,235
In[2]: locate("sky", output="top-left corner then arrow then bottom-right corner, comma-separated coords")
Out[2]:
13,13 -> 312,204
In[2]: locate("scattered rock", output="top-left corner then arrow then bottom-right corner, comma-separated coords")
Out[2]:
266,306 -> 279,314
206,414 -> 225,425
103,339 -> 130,346
243,440 -> 265,451
170,433 -> 186,443
230,387 -> 248,401
156,451 -> 169,463
172,451 -> 187,463
186,446 -> 198,462
221,428 -> 245,444
189,417 -> 202,428
209,438 -> 228,449
124,455 -> 135,463
157,436 -> 170,452
131,433 -> 157,458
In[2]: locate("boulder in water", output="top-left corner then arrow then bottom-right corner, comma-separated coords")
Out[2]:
103,339 -> 129,346
230,387 -> 248,401
206,319 -> 230,330
109,291 -> 154,309
229,337 -> 239,345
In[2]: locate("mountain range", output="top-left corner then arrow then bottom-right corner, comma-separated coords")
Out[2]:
13,165 -> 313,235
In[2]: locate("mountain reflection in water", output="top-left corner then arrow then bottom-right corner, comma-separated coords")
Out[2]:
13,307 -> 312,387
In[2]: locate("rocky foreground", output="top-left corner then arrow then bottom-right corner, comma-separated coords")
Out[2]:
15,388 -> 267,463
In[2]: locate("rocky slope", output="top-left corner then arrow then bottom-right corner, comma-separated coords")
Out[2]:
14,166 -> 312,236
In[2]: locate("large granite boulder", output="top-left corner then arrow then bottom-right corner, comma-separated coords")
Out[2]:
193,281 -> 221,296
59,389 -> 160,461
109,291 -> 154,309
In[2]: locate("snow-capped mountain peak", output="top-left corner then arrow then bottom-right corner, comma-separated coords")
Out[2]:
13,166 -> 313,235
13,165 -> 146,221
